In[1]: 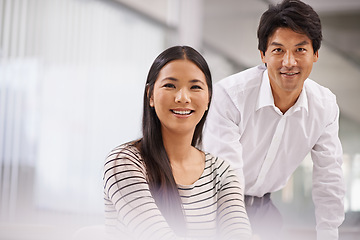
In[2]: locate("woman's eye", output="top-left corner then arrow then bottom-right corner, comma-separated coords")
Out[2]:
191,85 -> 202,90
163,83 -> 175,88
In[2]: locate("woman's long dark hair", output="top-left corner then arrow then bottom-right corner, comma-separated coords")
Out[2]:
138,46 -> 212,235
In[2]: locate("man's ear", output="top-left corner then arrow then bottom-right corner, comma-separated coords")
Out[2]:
260,50 -> 266,63
313,51 -> 319,63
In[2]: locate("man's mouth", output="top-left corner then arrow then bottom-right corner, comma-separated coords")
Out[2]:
281,72 -> 299,76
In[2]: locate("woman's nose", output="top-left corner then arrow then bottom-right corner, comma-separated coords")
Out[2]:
175,89 -> 190,103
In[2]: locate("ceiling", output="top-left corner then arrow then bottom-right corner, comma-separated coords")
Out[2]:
114,0 -> 360,124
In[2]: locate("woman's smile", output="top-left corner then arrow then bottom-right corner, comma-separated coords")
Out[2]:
150,59 -> 209,134
171,108 -> 194,117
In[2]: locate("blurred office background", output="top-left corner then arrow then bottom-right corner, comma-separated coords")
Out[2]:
0,0 -> 359,239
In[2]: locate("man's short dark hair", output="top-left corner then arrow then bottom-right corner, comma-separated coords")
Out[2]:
257,0 -> 322,54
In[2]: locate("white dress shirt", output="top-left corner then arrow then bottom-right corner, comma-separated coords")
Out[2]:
203,65 -> 345,240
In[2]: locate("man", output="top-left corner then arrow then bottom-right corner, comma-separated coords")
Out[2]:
203,1 -> 345,240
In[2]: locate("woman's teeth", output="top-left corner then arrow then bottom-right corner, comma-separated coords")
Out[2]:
172,110 -> 191,115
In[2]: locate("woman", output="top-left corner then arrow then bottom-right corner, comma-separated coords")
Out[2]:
103,46 -> 251,240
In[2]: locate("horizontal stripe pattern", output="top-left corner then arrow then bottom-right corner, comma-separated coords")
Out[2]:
103,143 -> 251,240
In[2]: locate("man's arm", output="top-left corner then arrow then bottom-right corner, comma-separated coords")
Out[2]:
203,85 -> 245,185
311,102 -> 345,240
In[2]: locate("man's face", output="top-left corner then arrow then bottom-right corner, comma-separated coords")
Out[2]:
260,27 -> 319,97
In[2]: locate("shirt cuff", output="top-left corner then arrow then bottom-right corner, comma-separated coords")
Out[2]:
317,228 -> 338,240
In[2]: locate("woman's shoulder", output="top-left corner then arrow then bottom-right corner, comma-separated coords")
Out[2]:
204,153 -> 243,191
108,141 -> 140,156
104,140 -> 144,170
205,152 -> 230,167
204,152 -> 233,177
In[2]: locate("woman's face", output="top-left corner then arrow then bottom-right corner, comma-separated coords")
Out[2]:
150,59 -> 209,136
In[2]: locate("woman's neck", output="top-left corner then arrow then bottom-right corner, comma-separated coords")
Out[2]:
161,129 -> 204,185
162,130 -> 194,163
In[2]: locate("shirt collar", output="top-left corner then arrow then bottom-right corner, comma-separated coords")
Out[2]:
256,69 -> 309,115
290,83 -> 308,115
256,69 -> 274,111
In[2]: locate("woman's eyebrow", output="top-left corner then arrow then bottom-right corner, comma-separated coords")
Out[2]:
160,78 -> 205,85
159,77 -> 177,82
190,79 -> 206,85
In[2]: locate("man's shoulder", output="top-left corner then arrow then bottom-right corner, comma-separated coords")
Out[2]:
305,78 -> 337,103
216,65 -> 265,92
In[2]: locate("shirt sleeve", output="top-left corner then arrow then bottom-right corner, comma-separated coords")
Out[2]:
311,102 -> 345,240
103,145 -> 183,240
203,85 -> 245,185
216,162 -> 252,239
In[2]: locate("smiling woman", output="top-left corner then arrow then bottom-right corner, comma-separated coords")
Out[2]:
150,59 -> 209,139
103,46 -> 252,240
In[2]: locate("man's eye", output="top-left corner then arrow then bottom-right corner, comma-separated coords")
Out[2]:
297,48 -> 306,52
272,48 -> 282,53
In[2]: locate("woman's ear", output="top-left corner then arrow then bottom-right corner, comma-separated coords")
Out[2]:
146,84 -> 154,107
206,94 -> 211,111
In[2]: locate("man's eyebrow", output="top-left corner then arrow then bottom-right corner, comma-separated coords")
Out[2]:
295,40 -> 310,46
269,40 -> 310,47
269,41 -> 283,47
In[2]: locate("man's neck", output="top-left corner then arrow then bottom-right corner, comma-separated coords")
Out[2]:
272,89 -> 301,114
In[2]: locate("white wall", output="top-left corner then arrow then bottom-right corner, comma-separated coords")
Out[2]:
0,0 -> 166,216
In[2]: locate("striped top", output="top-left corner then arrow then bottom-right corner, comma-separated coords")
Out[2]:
103,142 -> 251,240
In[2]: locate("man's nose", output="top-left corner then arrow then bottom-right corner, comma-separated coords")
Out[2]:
283,51 -> 297,67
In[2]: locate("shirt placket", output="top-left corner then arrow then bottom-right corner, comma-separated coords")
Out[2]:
247,115 -> 287,195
